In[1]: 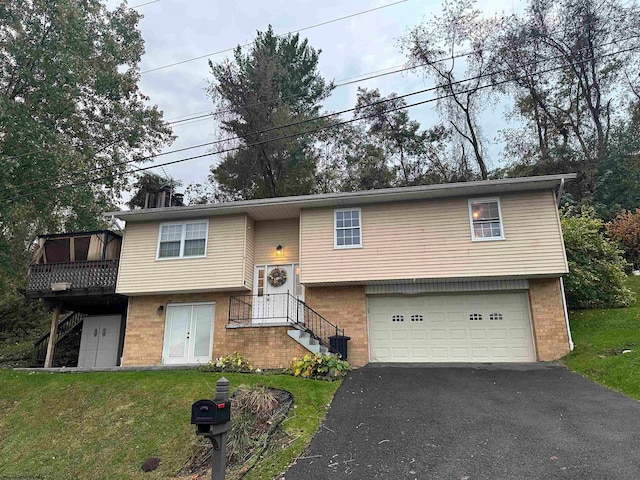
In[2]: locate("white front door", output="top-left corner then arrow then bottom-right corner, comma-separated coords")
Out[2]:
253,264 -> 298,323
162,302 -> 215,364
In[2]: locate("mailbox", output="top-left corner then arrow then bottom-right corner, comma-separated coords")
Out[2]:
191,399 -> 231,425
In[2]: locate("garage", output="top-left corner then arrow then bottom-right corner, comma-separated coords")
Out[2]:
367,292 -> 536,362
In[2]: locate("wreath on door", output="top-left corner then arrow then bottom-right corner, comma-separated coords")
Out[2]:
267,267 -> 287,287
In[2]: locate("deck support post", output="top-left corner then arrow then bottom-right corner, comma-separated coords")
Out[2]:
44,304 -> 61,368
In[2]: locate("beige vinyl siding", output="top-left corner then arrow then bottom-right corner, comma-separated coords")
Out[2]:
253,219 -> 300,264
116,215 -> 247,295
300,191 -> 568,284
244,216 -> 255,290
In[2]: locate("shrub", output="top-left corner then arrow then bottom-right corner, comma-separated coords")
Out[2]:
561,207 -> 634,309
606,209 -> 640,269
291,353 -> 351,380
199,352 -> 253,373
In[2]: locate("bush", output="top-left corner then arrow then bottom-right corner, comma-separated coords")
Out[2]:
199,352 -> 253,373
561,207 -> 634,309
291,353 -> 351,380
606,209 -> 640,269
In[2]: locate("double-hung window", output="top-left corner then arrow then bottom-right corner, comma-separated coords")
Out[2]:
335,208 -> 362,248
157,220 -> 208,259
468,198 -> 505,241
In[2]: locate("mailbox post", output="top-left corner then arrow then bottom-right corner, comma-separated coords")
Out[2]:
191,377 -> 232,480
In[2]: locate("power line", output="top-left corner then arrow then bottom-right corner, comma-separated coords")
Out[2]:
3,17 -> 607,161
140,0 -> 408,74
166,57 -> 454,128
0,51 -> 456,173
6,37 -> 638,196
5,43 -> 638,203
131,0 -> 160,8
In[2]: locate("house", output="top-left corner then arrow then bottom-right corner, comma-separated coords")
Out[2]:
27,174 -> 575,368
27,174 -> 575,369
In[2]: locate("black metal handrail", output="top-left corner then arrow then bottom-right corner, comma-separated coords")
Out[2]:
229,293 -> 344,351
34,311 -> 85,363
27,259 -> 119,293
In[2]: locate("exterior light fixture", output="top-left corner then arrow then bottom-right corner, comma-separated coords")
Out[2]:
276,245 -> 283,256
157,305 -> 164,314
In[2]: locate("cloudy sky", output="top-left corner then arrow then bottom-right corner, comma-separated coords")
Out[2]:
108,0 -> 524,198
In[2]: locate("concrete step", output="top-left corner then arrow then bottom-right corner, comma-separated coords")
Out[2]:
288,329 -> 329,354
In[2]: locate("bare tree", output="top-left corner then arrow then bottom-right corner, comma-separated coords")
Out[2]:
401,0 -> 501,179
490,0 -> 640,197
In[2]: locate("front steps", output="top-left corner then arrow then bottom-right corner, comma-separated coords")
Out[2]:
287,328 -> 329,355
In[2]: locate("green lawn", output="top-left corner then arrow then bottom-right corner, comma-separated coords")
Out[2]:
564,276 -> 640,400
0,370 -> 341,479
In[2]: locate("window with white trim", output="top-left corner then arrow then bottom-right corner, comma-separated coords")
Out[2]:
157,220 -> 208,259
469,199 -> 504,241
335,208 -> 362,248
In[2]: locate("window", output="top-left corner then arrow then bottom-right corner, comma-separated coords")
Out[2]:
335,208 -> 362,248
468,198 -> 505,241
392,314 -> 404,322
157,220 -> 208,259
469,313 -> 483,321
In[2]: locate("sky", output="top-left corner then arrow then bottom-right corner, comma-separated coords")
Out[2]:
107,0 -> 525,200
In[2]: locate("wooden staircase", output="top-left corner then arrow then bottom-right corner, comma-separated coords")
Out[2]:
33,311 -> 85,366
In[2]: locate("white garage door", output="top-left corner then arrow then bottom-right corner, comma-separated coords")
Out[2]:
368,292 -> 536,362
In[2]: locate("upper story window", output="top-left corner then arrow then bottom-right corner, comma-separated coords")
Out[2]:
157,220 -> 208,259
468,198 -> 505,241
335,208 -> 362,248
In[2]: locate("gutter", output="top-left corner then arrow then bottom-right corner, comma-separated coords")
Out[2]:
560,277 -> 574,351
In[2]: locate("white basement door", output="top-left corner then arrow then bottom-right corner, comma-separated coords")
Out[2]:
368,292 -> 536,362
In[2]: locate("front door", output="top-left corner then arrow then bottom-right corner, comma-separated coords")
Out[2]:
162,302 -> 215,364
253,264 -> 297,323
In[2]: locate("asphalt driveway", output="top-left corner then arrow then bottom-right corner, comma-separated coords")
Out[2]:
284,364 -> 640,479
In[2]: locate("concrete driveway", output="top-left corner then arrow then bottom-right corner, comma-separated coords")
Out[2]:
284,364 -> 640,479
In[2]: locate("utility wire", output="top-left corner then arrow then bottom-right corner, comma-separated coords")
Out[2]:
4,18 -> 608,160
5,37 -> 638,196
166,55 -> 468,127
131,0 -> 160,8
5,43 -> 639,203
140,0 -> 408,74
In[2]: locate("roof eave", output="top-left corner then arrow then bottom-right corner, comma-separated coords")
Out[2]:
105,173 -> 577,222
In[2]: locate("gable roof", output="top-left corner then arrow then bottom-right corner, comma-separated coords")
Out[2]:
106,173 -> 576,222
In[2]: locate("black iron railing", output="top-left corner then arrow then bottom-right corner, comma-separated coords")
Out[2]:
27,259 -> 119,293
229,293 -> 344,351
33,311 -> 85,363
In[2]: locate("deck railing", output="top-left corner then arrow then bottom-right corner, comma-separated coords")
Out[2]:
27,259 -> 119,293
229,293 -> 344,351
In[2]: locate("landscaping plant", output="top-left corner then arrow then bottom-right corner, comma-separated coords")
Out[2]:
200,352 -> 253,373
561,207 -> 634,309
291,353 -> 351,380
606,208 -> 640,269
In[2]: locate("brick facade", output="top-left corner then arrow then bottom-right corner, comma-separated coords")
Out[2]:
528,278 -> 571,361
304,286 -> 368,367
223,326 -> 309,369
122,279 -> 569,368
122,292 -> 309,369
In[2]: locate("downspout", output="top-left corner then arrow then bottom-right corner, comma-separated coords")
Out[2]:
560,277 -> 574,351
556,178 -> 565,207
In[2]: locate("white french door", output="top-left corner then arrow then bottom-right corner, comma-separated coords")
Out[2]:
162,302 -> 215,364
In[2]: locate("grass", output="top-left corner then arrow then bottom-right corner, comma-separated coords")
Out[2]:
0,370 -> 341,479
563,275 -> 640,400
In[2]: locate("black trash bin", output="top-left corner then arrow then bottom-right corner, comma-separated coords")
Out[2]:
329,335 -> 351,360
